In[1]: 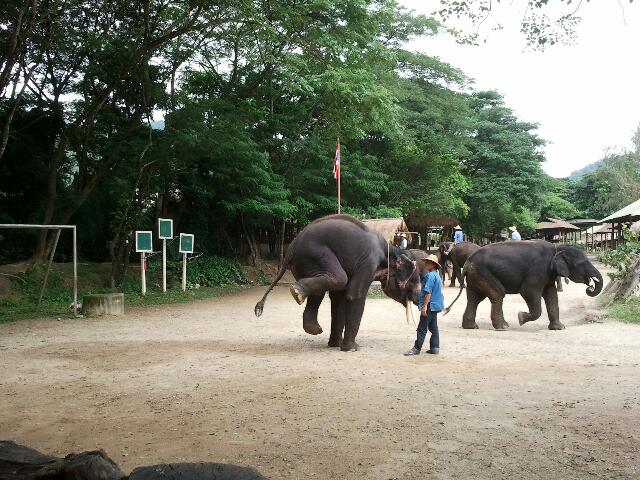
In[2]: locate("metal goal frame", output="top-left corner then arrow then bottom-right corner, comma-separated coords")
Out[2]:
0,224 -> 78,315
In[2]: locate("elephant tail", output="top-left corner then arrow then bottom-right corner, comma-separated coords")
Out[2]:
443,269 -> 466,316
254,240 -> 296,317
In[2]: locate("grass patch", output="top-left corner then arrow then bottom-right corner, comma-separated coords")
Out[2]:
608,297 -> 640,325
0,259 -> 249,322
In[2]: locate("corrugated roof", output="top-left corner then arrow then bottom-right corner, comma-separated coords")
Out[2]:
600,198 -> 640,223
536,218 -> 580,231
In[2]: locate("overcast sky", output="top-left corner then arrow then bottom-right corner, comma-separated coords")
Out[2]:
398,0 -> 640,178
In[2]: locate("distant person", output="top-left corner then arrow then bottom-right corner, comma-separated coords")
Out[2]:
447,225 -> 464,253
404,254 -> 444,356
454,225 -> 464,245
400,233 -> 408,249
510,226 -> 522,241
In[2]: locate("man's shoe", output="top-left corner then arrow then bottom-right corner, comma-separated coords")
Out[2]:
426,349 -> 440,354
404,347 -> 420,356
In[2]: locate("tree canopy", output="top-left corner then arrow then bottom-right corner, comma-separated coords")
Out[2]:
0,0 -> 637,277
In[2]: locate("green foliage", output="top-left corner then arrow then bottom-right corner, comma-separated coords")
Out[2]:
598,228 -> 640,281
182,256 -> 247,288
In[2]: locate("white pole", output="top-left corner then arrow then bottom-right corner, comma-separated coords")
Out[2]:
73,226 -> 78,316
182,253 -> 187,292
162,238 -> 167,292
141,252 -> 146,296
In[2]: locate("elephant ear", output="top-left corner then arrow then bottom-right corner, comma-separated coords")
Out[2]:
553,253 -> 571,277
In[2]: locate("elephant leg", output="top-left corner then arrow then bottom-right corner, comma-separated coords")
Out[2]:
302,293 -> 325,335
341,296 -> 366,352
462,288 -> 484,329
556,276 -> 563,292
543,281 -> 565,330
290,248 -> 348,304
328,290 -> 346,347
450,263 -> 458,287
339,269 -> 373,351
517,289 -> 543,326
489,296 -> 509,330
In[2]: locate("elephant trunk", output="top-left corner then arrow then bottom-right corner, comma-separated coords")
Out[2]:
586,267 -> 603,297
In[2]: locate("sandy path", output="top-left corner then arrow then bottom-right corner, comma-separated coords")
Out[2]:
1,263 -> 639,479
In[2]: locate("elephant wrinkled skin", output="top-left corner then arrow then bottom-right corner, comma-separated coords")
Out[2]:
255,215 -> 422,351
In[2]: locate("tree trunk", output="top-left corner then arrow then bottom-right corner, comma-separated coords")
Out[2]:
278,218 -> 286,268
614,257 -> 640,301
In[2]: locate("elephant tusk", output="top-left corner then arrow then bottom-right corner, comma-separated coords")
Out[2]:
591,276 -> 600,283
404,298 -> 411,325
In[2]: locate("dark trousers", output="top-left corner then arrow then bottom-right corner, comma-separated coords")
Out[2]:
414,310 -> 439,352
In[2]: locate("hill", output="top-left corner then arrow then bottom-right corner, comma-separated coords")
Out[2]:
568,160 -> 601,180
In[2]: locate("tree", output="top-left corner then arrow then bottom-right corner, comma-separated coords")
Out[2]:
462,91 -> 546,237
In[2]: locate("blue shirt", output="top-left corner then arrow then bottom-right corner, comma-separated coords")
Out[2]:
419,271 -> 445,313
454,230 -> 464,244
511,231 -> 522,241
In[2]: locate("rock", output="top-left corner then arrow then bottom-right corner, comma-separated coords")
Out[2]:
0,441 -> 125,480
81,293 -> 124,316
129,463 -> 267,480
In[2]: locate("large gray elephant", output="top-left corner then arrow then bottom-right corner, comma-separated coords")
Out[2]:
445,240 -> 603,330
255,215 -> 422,351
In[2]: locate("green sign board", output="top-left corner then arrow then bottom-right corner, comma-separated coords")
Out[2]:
179,233 -> 194,254
158,218 -> 173,239
135,231 -> 153,252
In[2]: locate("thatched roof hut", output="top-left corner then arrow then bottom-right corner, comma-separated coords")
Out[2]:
362,218 -> 410,243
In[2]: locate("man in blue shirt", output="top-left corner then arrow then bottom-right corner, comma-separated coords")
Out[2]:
510,226 -> 522,241
404,254 -> 445,356
453,225 -> 464,245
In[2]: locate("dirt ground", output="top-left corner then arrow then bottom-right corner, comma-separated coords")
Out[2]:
1,261 -> 639,479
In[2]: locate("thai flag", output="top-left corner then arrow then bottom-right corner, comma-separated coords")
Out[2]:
333,138 -> 340,180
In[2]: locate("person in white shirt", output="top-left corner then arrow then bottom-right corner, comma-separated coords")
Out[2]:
400,233 -> 408,249
510,226 -> 522,241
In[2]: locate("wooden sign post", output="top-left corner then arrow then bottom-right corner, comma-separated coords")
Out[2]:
135,231 -> 153,295
179,233 -> 194,292
158,218 -> 173,292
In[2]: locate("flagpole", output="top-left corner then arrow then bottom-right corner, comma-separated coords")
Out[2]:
337,137 -> 341,214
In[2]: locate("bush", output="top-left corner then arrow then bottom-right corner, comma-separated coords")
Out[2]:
597,227 -> 640,281
183,256 -> 247,287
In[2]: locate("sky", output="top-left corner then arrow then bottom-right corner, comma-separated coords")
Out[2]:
398,0 -> 640,178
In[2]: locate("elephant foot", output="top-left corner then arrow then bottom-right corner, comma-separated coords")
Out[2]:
328,336 -> 343,348
518,311 -> 528,326
303,320 -> 323,335
462,322 -> 479,330
493,322 -> 509,331
340,341 -> 359,352
290,283 -> 307,305
548,321 -> 565,330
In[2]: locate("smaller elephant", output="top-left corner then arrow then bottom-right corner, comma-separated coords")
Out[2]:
439,242 -> 480,288
444,240 -> 603,330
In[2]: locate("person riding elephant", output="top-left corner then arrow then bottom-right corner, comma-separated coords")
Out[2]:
444,240 -> 603,330
439,241 -> 480,288
255,214 -> 423,351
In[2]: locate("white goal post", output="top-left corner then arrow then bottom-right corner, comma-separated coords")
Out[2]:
0,224 -> 78,315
